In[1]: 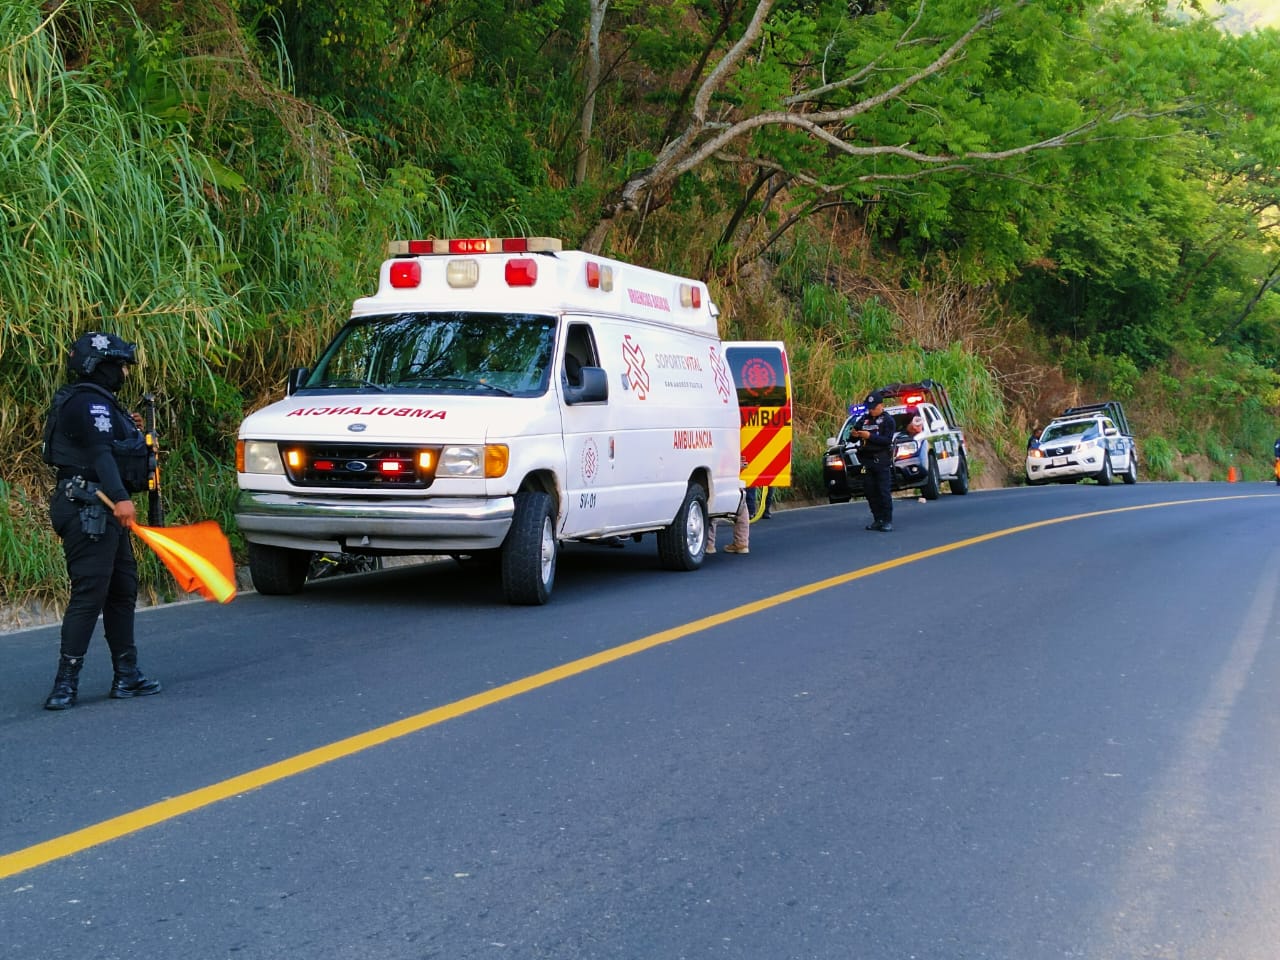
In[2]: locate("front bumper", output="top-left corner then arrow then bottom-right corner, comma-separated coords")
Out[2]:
236,490 -> 515,553
824,457 -> 923,499
1025,449 -> 1106,481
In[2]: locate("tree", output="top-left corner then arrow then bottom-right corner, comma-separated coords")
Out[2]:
580,0 -> 1179,265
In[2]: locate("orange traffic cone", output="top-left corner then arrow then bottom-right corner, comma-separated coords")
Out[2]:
1227,466 -> 1239,482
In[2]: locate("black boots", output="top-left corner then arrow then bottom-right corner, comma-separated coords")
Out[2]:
44,655 -> 84,710
109,647 -> 162,699
43,649 -> 161,709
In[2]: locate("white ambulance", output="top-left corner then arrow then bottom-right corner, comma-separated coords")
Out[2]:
235,237 -> 742,604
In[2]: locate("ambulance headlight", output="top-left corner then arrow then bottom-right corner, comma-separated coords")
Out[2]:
238,440 -> 285,475
438,444 -> 509,478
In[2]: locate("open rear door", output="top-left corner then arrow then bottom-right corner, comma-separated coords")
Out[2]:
724,341 -> 792,489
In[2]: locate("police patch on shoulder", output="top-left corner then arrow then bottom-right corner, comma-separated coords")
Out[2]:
89,402 -> 112,433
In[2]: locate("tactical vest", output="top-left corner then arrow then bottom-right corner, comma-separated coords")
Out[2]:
42,383 -> 152,493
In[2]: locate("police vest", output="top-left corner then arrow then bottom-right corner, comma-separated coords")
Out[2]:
42,383 -> 152,493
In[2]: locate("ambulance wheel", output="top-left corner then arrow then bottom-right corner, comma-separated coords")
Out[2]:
920,455 -> 942,501
502,490 -> 557,605
949,454 -> 970,495
657,481 -> 708,571
248,542 -> 310,595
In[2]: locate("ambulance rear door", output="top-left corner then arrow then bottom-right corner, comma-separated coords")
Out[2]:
724,341 -> 792,489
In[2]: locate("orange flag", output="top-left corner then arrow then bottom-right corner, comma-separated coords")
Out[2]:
131,522 -> 237,603
95,491 -> 236,603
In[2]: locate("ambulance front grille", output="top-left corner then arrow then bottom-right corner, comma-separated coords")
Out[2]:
284,443 -> 432,489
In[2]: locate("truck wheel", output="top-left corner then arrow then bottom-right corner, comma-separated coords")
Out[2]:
248,542 -> 310,595
502,491 -> 557,605
1123,457 -> 1138,485
948,454 -> 970,495
1097,454 -> 1113,486
920,455 -> 942,501
657,481 -> 707,571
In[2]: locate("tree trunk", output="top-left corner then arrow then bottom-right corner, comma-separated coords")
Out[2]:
575,0 -> 608,187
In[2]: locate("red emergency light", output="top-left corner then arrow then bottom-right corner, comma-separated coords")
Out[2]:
506,258 -> 538,286
389,260 -> 422,288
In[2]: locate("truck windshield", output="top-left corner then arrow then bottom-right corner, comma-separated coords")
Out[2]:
302,311 -> 557,397
1041,420 -> 1094,442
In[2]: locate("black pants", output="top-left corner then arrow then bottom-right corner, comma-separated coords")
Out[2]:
861,458 -> 893,525
49,492 -> 137,659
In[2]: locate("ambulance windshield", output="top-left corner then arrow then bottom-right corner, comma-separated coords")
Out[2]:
303,311 -> 557,397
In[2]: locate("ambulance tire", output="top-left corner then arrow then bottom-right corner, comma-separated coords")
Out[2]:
248,542 -> 310,595
502,490 -> 557,605
657,481 -> 708,572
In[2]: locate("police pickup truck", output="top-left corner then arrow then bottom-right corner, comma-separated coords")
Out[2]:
1026,401 -> 1137,486
823,380 -> 970,502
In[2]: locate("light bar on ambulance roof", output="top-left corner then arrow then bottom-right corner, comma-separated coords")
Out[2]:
678,283 -> 702,309
387,237 -> 564,256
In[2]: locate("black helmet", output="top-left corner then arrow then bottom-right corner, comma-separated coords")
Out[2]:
67,331 -> 137,378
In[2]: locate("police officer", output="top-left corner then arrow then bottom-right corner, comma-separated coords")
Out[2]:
42,332 -> 161,710
853,391 -> 896,532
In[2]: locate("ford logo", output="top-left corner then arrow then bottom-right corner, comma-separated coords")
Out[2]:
348,423 -> 367,432
346,461 -> 369,472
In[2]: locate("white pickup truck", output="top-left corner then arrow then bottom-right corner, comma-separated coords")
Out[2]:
824,380 -> 970,502
1026,401 -> 1138,486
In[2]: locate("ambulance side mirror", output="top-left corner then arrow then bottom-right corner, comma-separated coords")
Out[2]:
565,366 -> 608,405
286,367 -> 309,396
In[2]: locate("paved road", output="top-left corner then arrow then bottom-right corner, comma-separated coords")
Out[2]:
3,482 -> 1279,959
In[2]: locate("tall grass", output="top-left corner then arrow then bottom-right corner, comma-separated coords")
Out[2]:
0,1 -> 483,614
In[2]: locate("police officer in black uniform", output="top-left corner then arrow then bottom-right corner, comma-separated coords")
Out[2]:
853,391 -> 896,532
43,332 -> 161,710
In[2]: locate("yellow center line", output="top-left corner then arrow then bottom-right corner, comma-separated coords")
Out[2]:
0,493 -> 1267,879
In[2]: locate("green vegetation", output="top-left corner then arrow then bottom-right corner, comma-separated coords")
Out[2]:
2,0 -> 1278,613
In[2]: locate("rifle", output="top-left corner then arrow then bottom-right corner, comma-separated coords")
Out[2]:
142,392 -> 164,526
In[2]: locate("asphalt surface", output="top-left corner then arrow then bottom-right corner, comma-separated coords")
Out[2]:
3,481 -> 1279,959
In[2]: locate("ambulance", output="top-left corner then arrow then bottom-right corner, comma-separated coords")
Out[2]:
235,237 -> 743,604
